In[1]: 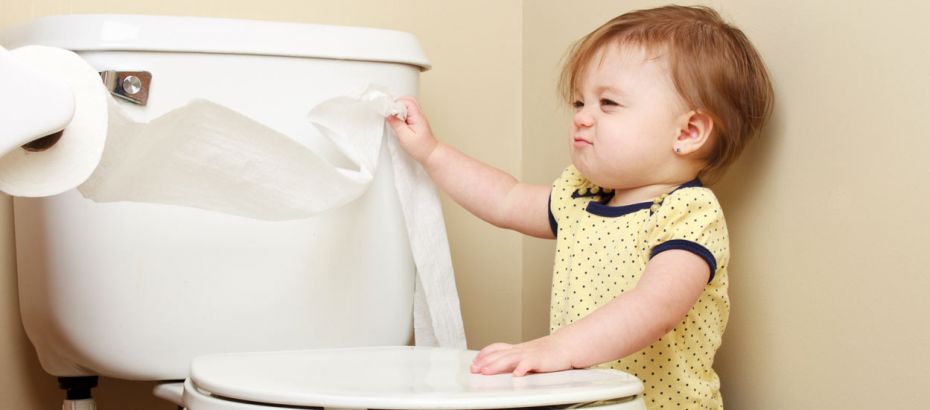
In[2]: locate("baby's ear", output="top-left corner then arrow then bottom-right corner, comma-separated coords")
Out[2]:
673,110 -> 714,156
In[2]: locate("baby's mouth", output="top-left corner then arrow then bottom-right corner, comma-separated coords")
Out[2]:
573,137 -> 592,146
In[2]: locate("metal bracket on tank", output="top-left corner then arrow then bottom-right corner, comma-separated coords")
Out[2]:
99,70 -> 152,106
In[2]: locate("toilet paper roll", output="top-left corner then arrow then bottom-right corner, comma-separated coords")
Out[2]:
0,45 -> 107,197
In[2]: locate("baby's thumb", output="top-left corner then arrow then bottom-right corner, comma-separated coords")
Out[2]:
513,360 -> 534,377
386,114 -> 411,136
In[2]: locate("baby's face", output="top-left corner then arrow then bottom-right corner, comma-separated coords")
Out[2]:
569,44 -> 690,190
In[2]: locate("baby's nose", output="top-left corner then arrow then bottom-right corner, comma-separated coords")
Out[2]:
573,110 -> 594,128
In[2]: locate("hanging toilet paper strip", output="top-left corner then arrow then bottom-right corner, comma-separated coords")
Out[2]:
309,90 -> 466,347
389,132 -> 467,348
310,90 -> 467,348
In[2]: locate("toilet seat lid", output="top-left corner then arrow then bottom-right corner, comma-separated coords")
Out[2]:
189,346 -> 643,409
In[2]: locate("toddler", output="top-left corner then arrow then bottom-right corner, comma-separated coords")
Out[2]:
387,5 -> 773,409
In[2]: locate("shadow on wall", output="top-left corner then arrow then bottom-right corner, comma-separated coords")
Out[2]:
96,378 -> 175,410
0,216 -> 56,407
709,98 -> 785,402
711,102 -> 783,221
7,333 -> 60,408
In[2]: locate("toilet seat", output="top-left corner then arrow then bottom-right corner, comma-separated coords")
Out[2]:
178,346 -> 645,410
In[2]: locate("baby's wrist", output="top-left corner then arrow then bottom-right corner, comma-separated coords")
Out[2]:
551,328 -> 596,369
419,140 -> 442,167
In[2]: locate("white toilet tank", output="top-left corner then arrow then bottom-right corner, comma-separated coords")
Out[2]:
2,15 -> 429,380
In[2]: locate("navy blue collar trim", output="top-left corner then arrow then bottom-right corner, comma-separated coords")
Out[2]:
586,200 -> 653,217
585,178 -> 703,217
670,178 -> 703,193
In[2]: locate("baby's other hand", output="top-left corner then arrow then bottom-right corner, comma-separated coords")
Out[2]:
470,335 -> 576,377
386,96 -> 438,164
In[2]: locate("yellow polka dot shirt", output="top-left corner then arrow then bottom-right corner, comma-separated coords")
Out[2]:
548,166 -> 730,409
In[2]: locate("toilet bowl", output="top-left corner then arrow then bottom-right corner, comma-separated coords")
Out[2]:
1,15 -> 645,410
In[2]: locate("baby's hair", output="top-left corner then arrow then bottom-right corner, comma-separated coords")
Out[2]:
559,5 -> 774,182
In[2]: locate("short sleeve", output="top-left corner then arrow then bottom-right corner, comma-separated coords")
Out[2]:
646,188 -> 729,283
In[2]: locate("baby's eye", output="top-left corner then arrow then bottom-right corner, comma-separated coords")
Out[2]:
600,98 -> 619,107
572,100 -> 584,110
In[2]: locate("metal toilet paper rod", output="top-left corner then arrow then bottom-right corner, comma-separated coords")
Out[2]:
19,69 -> 151,153
99,70 -> 151,106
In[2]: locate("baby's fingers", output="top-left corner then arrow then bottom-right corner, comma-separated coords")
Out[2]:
475,343 -> 512,361
471,343 -> 512,373
392,97 -> 425,125
512,357 -> 540,377
385,113 -> 409,130
386,114 -> 414,139
475,351 -> 521,375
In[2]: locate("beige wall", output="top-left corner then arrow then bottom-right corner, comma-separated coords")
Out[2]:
3,0 -> 930,409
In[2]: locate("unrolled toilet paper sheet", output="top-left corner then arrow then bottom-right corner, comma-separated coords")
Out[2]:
81,96 -> 384,220
0,45 -> 466,348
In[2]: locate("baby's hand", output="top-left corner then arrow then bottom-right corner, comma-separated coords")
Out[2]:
386,96 -> 439,164
470,335 -> 576,377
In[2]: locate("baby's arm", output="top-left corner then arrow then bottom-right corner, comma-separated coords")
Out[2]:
470,249 -> 709,376
387,97 -> 553,239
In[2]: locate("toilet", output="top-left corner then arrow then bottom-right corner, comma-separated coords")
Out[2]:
1,15 -> 645,410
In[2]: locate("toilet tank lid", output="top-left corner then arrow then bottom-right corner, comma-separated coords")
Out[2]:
0,14 -> 431,70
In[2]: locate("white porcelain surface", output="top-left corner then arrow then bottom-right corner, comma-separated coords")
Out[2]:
187,346 -> 644,409
0,14 -> 430,69
5,15 -> 424,380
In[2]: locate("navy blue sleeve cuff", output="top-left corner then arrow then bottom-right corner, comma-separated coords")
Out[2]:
548,193 -> 558,237
650,239 -> 717,283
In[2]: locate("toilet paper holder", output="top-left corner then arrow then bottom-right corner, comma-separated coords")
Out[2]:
99,70 -> 151,106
